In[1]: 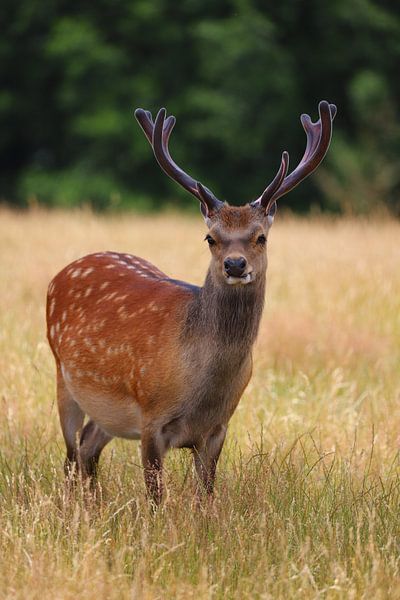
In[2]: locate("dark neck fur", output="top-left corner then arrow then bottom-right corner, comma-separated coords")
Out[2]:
185,270 -> 266,353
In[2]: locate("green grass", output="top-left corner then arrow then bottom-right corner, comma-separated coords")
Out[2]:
1,208 -> 400,599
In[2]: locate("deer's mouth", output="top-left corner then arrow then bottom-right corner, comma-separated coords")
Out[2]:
225,272 -> 253,285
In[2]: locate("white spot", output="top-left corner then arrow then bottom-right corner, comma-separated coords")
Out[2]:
82,267 -> 94,278
48,282 -> 55,296
105,264 -> 116,269
49,298 -> 56,317
50,325 -> 55,339
84,287 -> 92,297
62,311 -> 67,322
110,253 -> 120,259
71,269 -> 82,278
100,281 -> 110,290
56,322 -> 61,333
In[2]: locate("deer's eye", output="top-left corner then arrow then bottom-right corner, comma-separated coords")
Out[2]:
205,235 -> 216,246
256,234 -> 266,245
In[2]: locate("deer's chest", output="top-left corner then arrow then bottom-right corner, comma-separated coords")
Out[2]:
162,352 -> 252,449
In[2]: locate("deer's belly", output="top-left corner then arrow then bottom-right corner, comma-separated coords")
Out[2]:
61,365 -> 142,439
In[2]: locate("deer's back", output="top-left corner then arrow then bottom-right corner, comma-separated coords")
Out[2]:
47,252 -> 198,432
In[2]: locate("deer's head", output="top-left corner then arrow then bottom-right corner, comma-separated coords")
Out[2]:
135,102 -> 336,287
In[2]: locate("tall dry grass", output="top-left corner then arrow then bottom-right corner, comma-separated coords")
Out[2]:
0,207 -> 400,599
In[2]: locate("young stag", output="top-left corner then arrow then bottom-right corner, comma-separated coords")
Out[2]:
47,101 -> 336,504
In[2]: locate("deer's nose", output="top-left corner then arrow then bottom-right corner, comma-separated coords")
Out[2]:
224,256 -> 247,277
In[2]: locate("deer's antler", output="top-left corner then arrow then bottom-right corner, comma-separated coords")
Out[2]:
253,101 -> 337,212
135,108 -> 223,215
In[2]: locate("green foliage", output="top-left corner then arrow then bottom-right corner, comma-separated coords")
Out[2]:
1,0 -> 400,213
19,167 -> 141,210
318,69 -> 400,214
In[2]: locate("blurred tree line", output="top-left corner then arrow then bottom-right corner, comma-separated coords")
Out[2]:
1,0 -> 400,214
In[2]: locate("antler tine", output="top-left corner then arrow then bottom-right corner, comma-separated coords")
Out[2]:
300,102 -> 336,165
134,109 -> 154,144
255,151 -> 289,209
153,108 -> 199,196
135,107 -> 222,213
162,115 -> 176,146
270,101 -> 336,202
135,108 -> 176,149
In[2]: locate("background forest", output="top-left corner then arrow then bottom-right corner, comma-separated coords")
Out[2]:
2,0 -> 400,213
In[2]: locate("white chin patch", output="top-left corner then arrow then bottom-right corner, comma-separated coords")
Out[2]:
226,273 -> 252,285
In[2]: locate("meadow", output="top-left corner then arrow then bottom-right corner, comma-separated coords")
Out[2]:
0,207 -> 399,599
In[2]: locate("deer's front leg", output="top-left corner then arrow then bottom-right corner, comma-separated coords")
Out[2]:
193,425 -> 227,496
141,430 -> 166,506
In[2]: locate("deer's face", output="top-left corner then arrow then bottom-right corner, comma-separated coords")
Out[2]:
205,204 -> 274,287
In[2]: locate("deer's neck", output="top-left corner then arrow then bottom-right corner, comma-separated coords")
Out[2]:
185,270 -> 266,354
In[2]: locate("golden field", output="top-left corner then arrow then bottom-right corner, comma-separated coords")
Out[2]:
0,207 -> 399,599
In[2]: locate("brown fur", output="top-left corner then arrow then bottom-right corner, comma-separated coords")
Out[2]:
47,203 -> 272,503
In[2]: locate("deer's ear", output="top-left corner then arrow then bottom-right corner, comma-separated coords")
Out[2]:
198,183 -> 221,225
199,201 -> 212,227
200,200 -> 209,219
267,201 -> 277,226
199,197 -> 220,227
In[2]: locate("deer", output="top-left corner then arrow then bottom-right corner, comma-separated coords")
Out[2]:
47,101 -> 336,505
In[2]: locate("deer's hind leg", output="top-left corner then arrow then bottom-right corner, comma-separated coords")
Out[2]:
56,366 -> 85,476
79,420 -> 113,478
